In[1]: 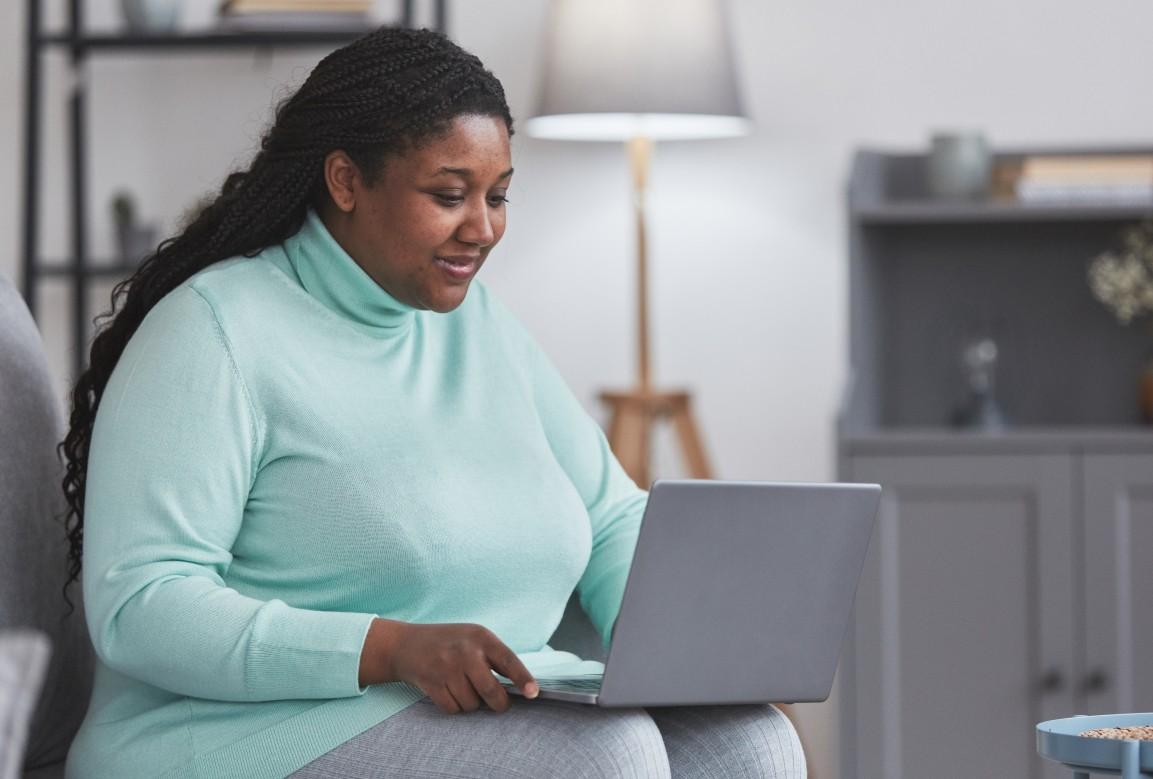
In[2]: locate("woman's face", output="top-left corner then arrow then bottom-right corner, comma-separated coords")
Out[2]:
322,113 -> 513,313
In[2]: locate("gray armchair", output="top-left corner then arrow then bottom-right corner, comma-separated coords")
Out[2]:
0,273 -> 94,779
0,271 -> 603,779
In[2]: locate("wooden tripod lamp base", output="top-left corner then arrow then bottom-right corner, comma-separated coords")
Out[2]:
600,389 -> 712,488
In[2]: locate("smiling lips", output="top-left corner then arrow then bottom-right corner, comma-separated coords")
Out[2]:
434,254 -> 481,281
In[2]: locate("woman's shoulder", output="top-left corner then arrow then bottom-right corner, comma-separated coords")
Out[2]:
182,251 -> 284,310
142,249 -> 289,331
120,252 -> 292,375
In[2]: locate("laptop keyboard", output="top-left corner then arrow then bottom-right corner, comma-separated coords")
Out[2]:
533,675 -> 604,692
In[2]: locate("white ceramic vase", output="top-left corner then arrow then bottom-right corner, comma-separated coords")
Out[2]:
927,132 -> 991,200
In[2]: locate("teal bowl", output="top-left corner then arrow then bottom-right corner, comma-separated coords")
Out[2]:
1037,713 -> 1153,777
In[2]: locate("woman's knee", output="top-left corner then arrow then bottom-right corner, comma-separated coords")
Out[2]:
648,703 -> 806,778
545,704 -> 671,779
747,705 -> 807,778
292,698 -> 672,779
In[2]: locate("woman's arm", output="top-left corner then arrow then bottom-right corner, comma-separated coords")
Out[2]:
526,335 -> 649,651
83,286 -> 376,702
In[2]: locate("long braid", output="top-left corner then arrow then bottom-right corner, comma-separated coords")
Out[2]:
59,27 -> 513,596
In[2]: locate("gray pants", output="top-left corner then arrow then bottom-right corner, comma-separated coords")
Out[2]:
290,696 -> 806,778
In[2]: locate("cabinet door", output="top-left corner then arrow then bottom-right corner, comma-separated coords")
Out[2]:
842,454 -> 1076,779
1083,454 -> 1153,714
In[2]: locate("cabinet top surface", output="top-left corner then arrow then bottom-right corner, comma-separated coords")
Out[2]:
852,200 -> 1153,225
841,427 -> 1153,455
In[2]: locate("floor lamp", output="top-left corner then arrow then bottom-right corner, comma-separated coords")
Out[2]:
527,4 -> 817,770
526,0 -> 751,489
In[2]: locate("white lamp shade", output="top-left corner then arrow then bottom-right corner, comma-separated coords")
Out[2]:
527,0 -> 750,141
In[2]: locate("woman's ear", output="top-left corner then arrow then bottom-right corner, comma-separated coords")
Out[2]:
323,150 -> 359,213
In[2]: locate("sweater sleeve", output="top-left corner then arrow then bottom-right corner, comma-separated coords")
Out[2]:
82,286 -> 377,702
527,341 -> 648,652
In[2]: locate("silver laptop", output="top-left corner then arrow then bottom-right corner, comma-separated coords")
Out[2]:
499,479 -> 881,706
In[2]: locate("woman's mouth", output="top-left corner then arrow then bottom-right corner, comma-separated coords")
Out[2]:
434,255 -> 480,282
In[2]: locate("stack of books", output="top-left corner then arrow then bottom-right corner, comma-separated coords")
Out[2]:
1014,154 -> 1153,204
218,0 -> 371,30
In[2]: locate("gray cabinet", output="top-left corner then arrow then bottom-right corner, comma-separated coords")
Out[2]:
1083,455 -> 1153,716
840,441 -> 1153,779
838,148 -> 1153,777
842,452 -> 1077,779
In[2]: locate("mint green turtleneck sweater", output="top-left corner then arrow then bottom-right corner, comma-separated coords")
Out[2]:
66,210 -> 647,779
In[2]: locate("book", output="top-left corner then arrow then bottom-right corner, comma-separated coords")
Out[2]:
1012,154 -> 1153,203
1020,155 -> 1153,182
1016,183 -> 1153,204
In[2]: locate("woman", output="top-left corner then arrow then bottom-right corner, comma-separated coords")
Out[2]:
61,27 -> 804,779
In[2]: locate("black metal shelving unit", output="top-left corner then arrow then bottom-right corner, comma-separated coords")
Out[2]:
22,0 -> 446,380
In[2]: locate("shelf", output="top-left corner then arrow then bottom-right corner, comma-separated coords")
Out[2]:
23,0 -> 441,381
841,427 -> 1153,455
852,200 -> 1153,225
38,28 -> 376,51
849,148 -> 1153,225
39,262 -> 140,278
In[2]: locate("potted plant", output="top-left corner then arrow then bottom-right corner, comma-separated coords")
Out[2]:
1088,220 -> 1153,422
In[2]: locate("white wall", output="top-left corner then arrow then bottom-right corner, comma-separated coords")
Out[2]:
3,1 -> 1152,776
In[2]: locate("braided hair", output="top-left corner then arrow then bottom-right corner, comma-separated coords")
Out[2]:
59,27 -> 513,594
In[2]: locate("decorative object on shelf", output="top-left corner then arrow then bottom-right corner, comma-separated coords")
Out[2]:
950,336 -> 1007,431
121,0 -> 182,32
110,191 -> 157,266
217,0 -> 370,31
1089,220 -> 1153,423
989,157 -> 1023,202
527,0 -> 750,490
926,131 -> 991,200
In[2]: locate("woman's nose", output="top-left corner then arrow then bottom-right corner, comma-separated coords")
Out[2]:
456,201 -> 495,247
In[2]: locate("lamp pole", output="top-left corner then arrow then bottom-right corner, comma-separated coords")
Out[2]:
597,135 -> 713,488
628,135 -> 652,395
528,0 -> 745,487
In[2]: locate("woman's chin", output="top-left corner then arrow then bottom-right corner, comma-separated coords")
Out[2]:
424,283 -> 472,314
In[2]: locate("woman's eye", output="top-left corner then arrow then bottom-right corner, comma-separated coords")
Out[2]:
432,193 -> 508,207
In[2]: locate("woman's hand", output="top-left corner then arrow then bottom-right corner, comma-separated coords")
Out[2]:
360,619 -> 538,714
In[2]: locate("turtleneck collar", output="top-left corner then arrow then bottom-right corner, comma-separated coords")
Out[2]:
282,209 -> 417,335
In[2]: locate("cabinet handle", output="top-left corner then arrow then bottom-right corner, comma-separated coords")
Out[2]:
1038,669 -> 1065,694
1082,669 -> 1110,694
